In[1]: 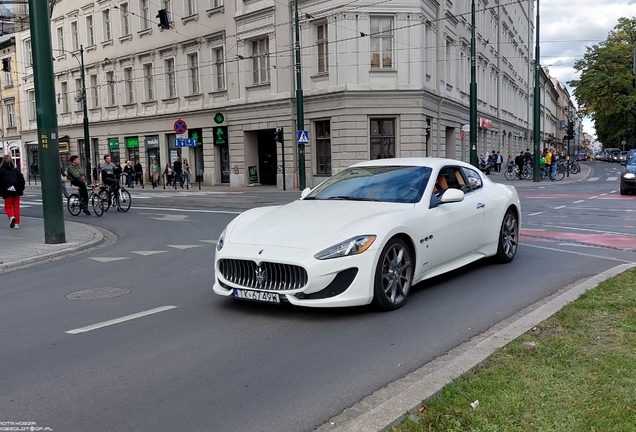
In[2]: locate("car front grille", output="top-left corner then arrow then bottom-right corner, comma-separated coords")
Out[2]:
218,259 -> 308,291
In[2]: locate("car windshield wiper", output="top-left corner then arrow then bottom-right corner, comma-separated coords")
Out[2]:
324,196 -> 380,201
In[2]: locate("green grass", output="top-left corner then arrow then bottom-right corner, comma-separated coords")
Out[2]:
393,268 -> 636,432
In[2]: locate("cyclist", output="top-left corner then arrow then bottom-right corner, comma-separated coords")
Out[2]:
100,154 -> 120,200
67,155 -> 90,215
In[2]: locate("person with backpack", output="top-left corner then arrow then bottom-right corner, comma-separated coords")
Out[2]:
0,154 -> 26,229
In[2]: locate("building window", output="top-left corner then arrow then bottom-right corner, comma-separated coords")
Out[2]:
251,37 -> 270,85
121,3 -> 130,37
316,23 -> 328,73
188,53 -> 199,94
213,0 -> 223,7
186,0 -> 196,16
140,0 -> 149,30
106,71 -> 115,106
163,0 -> 171,15
315,120 -> 331,175
24,39 -> 32,66
57,26 -> 64,53
75,78 -> 83,111
27,90 -> 36,121
3,67 -> 12,87
214,47 -> 225,90
165,58 -> 176,97
103,9 -> 112,41
71,21 -> 79,51
90,74 -> 99,108
144,63 -> 154,101
370,119 -> 395,159
370,17 -> 393,69
86,15 -> 95,46
6,101 -> 15,128
60,81 -> 69,113
124,67 -> 134,104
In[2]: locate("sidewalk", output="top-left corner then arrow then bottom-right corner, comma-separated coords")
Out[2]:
0,216 -> 106,271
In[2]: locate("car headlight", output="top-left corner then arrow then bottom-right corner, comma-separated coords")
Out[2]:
217,228 -> 226,251
623,173 -> 636,179
314,235 -> 376,260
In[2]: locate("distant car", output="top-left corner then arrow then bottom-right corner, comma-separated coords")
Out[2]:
620,151 -> 630,165
213,158 -> 521,311
620,156 -> 636,195
576,153 -> 588,161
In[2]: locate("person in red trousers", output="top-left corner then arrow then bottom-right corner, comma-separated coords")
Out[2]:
0,154 -> 25,229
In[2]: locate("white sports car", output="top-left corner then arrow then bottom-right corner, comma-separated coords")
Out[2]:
214,158 -> 520,310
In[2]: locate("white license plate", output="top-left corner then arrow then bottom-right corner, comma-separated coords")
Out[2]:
233,289 -> 280,304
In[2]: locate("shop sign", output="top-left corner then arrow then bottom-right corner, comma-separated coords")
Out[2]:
248,165 -> 258,183
108,138 -> 120,149
213,126 -> 228,146
146,136 -> 159,148
125,137 -> 139,149
59,141 -> 69,153
479,118 -> 493,129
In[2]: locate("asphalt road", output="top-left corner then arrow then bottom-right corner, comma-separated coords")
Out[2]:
2,161 -> 635,432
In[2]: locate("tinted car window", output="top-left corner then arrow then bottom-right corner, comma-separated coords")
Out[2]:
461,167 -> 483,191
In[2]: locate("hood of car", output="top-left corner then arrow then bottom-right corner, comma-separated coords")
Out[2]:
624,164 -> 636,174
227,200 -> 410,249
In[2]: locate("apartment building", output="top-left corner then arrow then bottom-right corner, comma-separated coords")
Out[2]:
0,35 -> 23,171
16,0 -> 544,187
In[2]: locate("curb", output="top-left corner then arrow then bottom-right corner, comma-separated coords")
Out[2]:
319,262 -> 636,432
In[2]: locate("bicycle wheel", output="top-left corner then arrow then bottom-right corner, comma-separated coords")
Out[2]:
504,168 -> 516,181
554,168 -> 566,181
571,164 -> 581,174
522,168 -> 533,180
67,194 -> 81,216
91,193 -> 104,217
117,188 -> 132,212
99,188 -> 111,212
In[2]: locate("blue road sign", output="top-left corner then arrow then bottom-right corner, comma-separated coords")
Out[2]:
297,130 -> 309,144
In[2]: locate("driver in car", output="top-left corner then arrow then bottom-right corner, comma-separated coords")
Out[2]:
434,174 -> 448,197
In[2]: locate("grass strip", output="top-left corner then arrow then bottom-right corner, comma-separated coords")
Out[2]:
394,267 -> 636,432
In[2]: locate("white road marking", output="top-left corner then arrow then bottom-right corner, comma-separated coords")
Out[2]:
135,206 -> 241,214
131,251 -> 168,256
90,257 -> 130,262
199,240 -> 218,244
523,244 -> 633,263
608,177 -> 618,181
573,200 -> 584,204
589,196 -> 598,199
558,243 -> 601,248
149,215 -> 189,221
588,177 -> 599,181
527,212 -> 544,216
167,245 -> 203,250
65,305 -> 178,335
554,206 -> 566,210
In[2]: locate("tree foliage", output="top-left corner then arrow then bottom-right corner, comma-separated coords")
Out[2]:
570,17 -> 636,148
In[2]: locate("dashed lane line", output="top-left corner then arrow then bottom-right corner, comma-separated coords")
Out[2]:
65,306 -> 178,335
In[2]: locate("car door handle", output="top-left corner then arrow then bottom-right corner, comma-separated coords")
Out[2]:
476,202 -> 486,209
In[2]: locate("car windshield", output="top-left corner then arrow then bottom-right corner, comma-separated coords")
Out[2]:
305,165 -> 432,204
627,156 -> 636,166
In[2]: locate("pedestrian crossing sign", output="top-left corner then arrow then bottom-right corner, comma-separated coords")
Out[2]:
297,130 -> 309,145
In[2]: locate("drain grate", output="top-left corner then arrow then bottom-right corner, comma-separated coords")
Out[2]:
66,287 -> 131,300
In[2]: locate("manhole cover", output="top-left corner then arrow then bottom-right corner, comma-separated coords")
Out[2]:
66,287 -> 131,300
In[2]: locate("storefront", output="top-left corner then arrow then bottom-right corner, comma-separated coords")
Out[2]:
188,128 -> 205,183
125,136 -> 139,163
146,135 -> 160,182
108,138 -> 120,163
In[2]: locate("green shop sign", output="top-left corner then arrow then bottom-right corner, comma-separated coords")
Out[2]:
212,126 -> 228,146
108,138 -> 120,149
125,137 -> 139,149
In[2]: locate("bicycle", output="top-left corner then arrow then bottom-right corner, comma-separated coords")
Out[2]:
504,164 -> 520,180
99,184 -> 132,213
67,183 -> 104,217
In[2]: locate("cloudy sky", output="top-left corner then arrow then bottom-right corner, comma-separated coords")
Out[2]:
541,0 -> 636,139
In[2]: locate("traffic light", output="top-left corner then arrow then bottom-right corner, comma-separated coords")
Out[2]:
566,121 -> 574,140
1,58 -> 9,72
157,9 -> 170,29
274,127 -> 284,143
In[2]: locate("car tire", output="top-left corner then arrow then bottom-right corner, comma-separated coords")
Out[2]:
495,209 -> 518,263
620,186 -> 627,195
373,238 -> 413,311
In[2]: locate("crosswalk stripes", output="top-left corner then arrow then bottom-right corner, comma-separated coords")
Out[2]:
90,241 -> 217,263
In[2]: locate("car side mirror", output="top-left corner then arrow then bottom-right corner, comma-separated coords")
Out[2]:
440,188 -> 465,203
300,187 -> 311,199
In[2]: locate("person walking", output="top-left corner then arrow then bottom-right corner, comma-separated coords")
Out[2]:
134,159 -> 144,189
495,151 -> 503,174
149,159 -> 160,188
0,154 -> 26,229
163,163 -> 173,188
60,164 -> 70,199
182,158 -> 191,188
173,156 -> 183,189
544,148 -> 553,180
123,160 -> 135,188
550,148 -> 559,181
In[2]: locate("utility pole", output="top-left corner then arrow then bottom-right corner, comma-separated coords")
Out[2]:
469,0 -> 478,167
80,45 -> 91,180
532,0 -> 541,181
294,0 -> 305,189
28,0 -> 65,244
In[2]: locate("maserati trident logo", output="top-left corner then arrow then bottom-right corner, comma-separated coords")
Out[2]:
255,265 -> 267,287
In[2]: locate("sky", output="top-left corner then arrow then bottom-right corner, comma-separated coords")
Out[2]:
540,0 -> 636,142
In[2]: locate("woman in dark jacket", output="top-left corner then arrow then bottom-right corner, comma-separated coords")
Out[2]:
0,154 -> 25,229
134,159 -> 144,188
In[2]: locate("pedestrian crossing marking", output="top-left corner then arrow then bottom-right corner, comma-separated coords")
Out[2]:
167,245 -> 203,250
199,240 -> 218,243
607,177 -> 618,181
588,177 -> 599,181
90,257 -> 130,262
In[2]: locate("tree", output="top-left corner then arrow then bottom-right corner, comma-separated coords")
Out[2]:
570,17 -> 636,149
